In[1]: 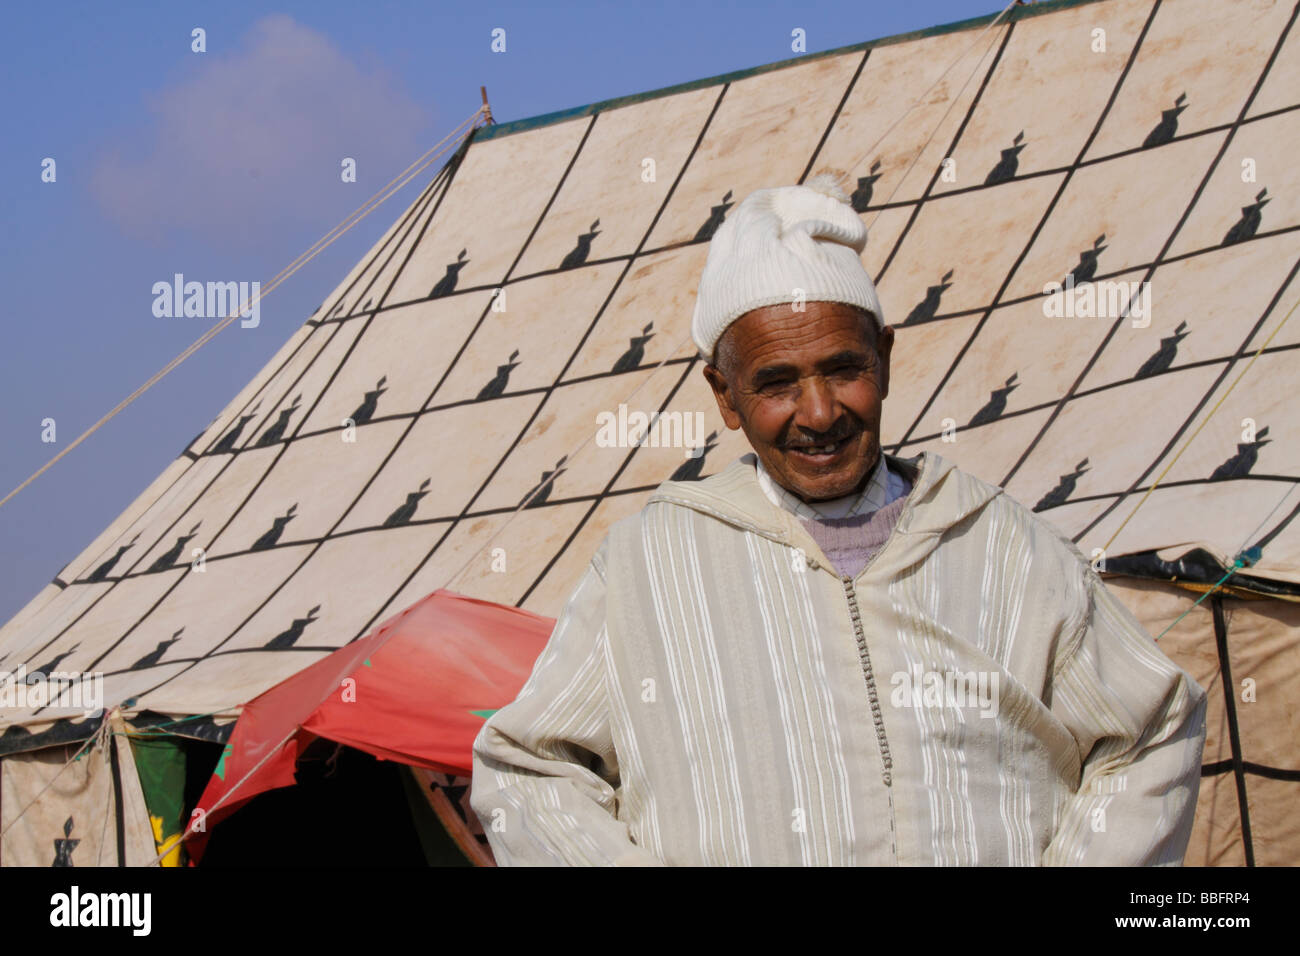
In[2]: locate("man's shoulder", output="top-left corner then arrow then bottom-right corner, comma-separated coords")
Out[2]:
649,453 -> 758,504
972,471 -> 1097,581
597,455 -> 767,552
922,451 -> 1098,577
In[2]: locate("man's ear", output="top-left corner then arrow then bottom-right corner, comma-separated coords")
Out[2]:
702,363 -> 743,431
876,325 -> 894,400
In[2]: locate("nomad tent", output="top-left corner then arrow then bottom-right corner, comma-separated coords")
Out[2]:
1,0 -> 1297,865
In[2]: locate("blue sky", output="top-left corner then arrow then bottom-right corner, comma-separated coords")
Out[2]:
0,0 -> 1008,623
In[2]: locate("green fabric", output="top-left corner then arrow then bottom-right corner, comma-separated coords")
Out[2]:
128,732 -> 188,865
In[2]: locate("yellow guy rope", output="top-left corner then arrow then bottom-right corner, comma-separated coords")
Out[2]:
1101,292 -> 1300,554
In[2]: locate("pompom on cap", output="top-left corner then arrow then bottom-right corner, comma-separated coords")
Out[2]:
803,170 -> 852,203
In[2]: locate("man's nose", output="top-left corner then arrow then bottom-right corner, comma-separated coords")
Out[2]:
794,375 -> 836,433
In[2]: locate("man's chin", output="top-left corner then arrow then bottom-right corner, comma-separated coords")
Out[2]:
788,475 -> 862,502
775,461 -> 870,502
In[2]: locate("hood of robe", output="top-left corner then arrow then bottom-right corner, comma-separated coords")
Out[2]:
645,447 -> 1006,577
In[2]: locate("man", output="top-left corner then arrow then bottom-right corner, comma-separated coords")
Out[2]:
470,174 -> 1207,866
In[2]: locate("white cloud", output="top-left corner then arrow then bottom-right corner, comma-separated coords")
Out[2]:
92,15 -> 432,247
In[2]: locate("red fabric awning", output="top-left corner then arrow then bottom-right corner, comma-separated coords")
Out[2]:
187,589 -> 553,861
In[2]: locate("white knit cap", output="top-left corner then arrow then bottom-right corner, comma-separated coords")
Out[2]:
690,172 -> 884,362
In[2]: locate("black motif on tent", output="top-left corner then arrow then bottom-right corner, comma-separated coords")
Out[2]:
256,393 -> 302,447
431,249 -> 469,297
383,478 -> 431,528
330,300 -> 348,319
693,190 -> 734,242
1209,426 -> 1270,481
424,772 -> 484,838
86,534 -> 140,583
902,269 -> 954,326
523,457 -> 567,508
440,776 -> 470,810
52,817 -> 78,868
983,131 -> 1025,186
1142,92 -> 1187,149
671,431 -> 719,482
350,376 -> 388,425
212,402 -> 261,454
1135,321 -> 1190,379
264,605 -> 320,650
850,161 -> 883,212
560,220 -> 601,270
251,504 -> 297,551
968,373 -> 1019,428
361,298 -> 374,312
612,323 -> 655,374
29,644 -> 79,680
477,350 -> 520,401
1223,188 -> 1270,246
131,629 -> 183,670
1033,458 -> 1090,512
148,522 -> 202,572
1063,235 -> 1107,287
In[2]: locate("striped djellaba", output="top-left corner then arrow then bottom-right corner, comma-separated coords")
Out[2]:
471,450 -> 1207,866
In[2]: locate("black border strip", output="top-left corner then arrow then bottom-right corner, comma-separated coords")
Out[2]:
1212,594 -> 1254,866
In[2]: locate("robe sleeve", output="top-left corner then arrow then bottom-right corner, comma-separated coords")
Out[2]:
469,545 -> 664,866
1042,564 -> 1208,866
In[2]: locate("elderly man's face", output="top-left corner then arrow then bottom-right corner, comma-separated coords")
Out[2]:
703,302 -> 893,502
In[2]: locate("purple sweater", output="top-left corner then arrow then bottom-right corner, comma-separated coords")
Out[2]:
798,478 -> 912,579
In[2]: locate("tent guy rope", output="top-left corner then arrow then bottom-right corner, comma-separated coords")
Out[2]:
1100,289 -> 1300,555
0,106 -> 488,513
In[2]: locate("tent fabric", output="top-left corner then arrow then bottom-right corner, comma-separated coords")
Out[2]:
0,715 -> 157,866
1105,576 -> 1300,866
0,0 -> 1296,866
186,589 -> 551,861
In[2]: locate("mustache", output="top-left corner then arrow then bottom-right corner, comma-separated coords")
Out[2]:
782,423 -> 861,448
